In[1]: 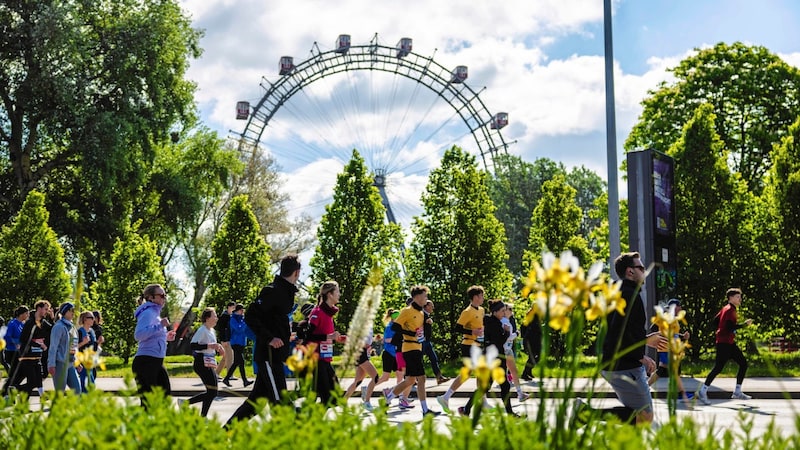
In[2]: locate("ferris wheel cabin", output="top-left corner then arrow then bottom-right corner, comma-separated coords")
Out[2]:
491,112 -> 509,130
396,38 -> 412,58
236,101 -> 250,120
279,56 -> 294,75
450,65 -> 468,83
335,34 -> 351,54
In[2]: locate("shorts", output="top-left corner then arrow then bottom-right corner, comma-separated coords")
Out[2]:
461,343 -> 476,358
601,366 -> 652,414
395,352 -> 406,370
381,351 -> 398,373
356,347 -> 370,366
403,350 -> 425,377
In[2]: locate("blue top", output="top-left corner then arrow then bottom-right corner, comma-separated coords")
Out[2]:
229,313 -> 251,347
134,301 -> 167,358
3,318 -> 24,352
382,323 -> 396,357
48,318 -> 77,367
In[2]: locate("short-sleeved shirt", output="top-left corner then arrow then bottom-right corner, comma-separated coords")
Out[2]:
395,305 -> 424,352
457,305 -> 485,345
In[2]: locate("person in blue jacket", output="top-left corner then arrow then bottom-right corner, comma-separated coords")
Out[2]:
223,304 -> 253,387
132,284 -> 176,409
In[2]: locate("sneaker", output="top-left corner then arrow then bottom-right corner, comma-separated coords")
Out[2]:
382,388 -> 392,403
731,391 -> 752,400
457,406 -> 468,416
400,395 -> 414,403
363,401 -> 374,412
520,372 -> 534,381
697,389 -> 711,405
423,409 -> 441,417
361,385 -> 368,402
243,380 -> 253,388
398,398 -> 415,409
518,392 -> 530,402
436,375 -> 450,384
222,378 -> 232,387
436,395 -> 451,414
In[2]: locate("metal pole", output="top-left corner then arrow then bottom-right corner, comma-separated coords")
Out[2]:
604,0 -> 621,271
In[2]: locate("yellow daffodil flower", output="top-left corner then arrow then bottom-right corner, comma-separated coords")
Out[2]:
73,347 -> 106,371
0,337 -> 5,352
460,345 -> 506,391
286,343 -> 318,373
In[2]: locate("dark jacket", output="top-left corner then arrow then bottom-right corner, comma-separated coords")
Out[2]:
484,314 -> 509,354
602,279 -> 647,371
216,311 -> 232,342
246,276 -> 298,363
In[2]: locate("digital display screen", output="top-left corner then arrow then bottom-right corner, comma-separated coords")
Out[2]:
653,156 -> 674,236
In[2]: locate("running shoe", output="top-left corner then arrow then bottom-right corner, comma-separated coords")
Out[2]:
457,406 -> 468,416
436,395 -> 450,414
731,391 -> 752,400
518,392 -> 530,402
423,409 -> 441,417
697,390 -> 711,405
361,385 -> 368,402
398,398 -> 415,409
363,402 -> 374,412
382,387 -> 392,403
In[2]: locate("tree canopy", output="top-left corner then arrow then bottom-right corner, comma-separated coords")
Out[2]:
626,42 -> 800,193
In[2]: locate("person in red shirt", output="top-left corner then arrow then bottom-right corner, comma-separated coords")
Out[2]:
697,288 -> 753,405
306,280 -> 347,406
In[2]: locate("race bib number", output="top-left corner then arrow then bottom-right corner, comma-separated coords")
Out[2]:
320,341 -> 334,360
416,327 -> 425,343
203,355 -> 217,368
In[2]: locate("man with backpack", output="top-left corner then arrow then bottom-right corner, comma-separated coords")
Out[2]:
225,254 -> 302,427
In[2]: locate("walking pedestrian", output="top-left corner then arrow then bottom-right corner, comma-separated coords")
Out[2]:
1,306 -> 29,395
422,300 -> 449,384
48,302 -> 81,394
223,304 -> 253,388
215,302 -> 235,379
76,311 -> 97,392
305,280 -> 347,406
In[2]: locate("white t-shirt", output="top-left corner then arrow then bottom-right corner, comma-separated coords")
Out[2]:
191,325 -> 217,355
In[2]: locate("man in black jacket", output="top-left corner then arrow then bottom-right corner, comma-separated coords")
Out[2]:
226,254 -> 301,427
578,252 -> 665,425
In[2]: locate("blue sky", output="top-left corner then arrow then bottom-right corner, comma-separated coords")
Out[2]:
177,0 -> 800,238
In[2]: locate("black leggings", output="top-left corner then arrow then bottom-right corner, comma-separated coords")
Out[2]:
704,342 -> 748,385
225,345 -> 248,382
314,360 -> 339,406
132,355 -> 171,409
189,354 -> 219,416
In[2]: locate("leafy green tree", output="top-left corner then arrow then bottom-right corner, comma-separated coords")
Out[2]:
205,195 -> 272,312
0,190 -> 70,313
523,174 -> 589,269
0,0 -> 202,278
667,104 -> 752,356
407,146 -> 513,360
309,150 -> 405,326
93,224 -> 164,363
566,166 -> 606,240
760,117 -> 800,341
490,154 -> 566,278
626,42 -> 800,193
586,193 -> 628,266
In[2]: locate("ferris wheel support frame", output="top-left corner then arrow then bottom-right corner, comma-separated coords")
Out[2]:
235,34 -> 510,173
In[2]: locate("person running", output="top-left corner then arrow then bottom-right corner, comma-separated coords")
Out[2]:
341,328 -> 380,411
226,254 -> 301,427
47,302 -> 81,394
132,284 -> 177,409
215,302 -> 235,379
647,298 -> 692,403
2,305 -> 29,395
305,280 -> 347,406
500,302 -> 529,402
697,288 -> 753,405
187,307 -> 224,417
14,301 -> 51,397
383,285 -> 440,417
519,304 -> 541,381
437,285 -> 486,413
362,309 -> 408,411
76,311 -> 98,392
223,304 -> 253,388
422,300 -> 449,385
460,300 -> 518,417
576,252 -> 666,425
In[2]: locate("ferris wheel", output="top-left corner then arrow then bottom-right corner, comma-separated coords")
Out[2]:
233,33 -> 511,227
